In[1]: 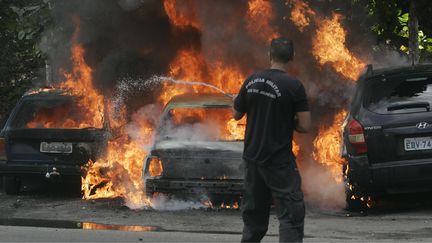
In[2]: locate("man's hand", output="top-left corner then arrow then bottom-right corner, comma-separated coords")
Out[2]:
233,109 -> 245,121
232,94 -> 245,120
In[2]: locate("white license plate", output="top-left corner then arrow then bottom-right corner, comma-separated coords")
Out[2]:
40,142 -> 73,154
404,137 -> 432,151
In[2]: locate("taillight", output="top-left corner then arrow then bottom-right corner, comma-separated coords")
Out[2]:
148,156 -> 163,177
0,138 -> 6,160
348,119 -> 367,154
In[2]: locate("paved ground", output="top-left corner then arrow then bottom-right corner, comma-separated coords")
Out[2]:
1,181 -> 432,242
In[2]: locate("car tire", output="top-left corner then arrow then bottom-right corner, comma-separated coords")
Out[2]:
3,176 -> 21,195
345,185 -> 368,212
343,164 -> 368,212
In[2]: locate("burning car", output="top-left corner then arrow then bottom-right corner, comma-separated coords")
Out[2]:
343,64 -> 432,211
144,93 -> 245,203
0,89 -> 109,194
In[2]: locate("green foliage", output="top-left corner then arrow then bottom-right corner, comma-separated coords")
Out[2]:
365,0 -> 432,60
0,0 -> 52,126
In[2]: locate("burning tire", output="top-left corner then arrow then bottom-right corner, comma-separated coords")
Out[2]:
345,186 -> 367,212
343,164 -> 368,212
3,176 -> 21,195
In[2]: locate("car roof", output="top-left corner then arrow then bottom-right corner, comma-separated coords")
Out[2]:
363,64 -> 432,80
164,93 -> 233,110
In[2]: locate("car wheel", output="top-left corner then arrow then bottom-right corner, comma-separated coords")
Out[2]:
3,176 -> 21,195
345,184 -> 368,212
343,166 -> 369,212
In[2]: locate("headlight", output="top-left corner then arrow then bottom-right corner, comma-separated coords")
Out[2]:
148,156 -> 163,177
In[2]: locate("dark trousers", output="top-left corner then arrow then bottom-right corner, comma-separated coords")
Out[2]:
241,160 -> 305,243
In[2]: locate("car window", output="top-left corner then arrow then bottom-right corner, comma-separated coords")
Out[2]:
363,76 -> 432,114
11,96 -> 103,129
158,107 -> 245,141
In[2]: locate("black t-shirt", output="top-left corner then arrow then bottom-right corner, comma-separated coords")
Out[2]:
234,69 -> 309,165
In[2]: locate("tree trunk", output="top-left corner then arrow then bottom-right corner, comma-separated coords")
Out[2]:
408,0 -> 419,64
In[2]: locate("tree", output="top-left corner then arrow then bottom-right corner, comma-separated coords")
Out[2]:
0,0 -> 52,125
364,0 -> 432,61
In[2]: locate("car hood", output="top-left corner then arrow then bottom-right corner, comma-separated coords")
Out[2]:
153,140 -> 243,152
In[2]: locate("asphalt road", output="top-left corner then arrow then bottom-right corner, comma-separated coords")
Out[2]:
1,181 -> 432,242
0,226 -> 279,242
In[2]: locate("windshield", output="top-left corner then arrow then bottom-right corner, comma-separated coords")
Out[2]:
363,76 -> 432,114
12,96 -> 104,129
158,107 -> 245,142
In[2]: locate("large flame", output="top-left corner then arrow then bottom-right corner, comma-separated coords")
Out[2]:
159,49 -> 246,139
312,110 -> 347,182
163,0 -> 200,30
312,13 -> 365,80
53,20 -> 153,209
246,0 -> 279,43
289,0 -> 316,32
27,17 -> 104,129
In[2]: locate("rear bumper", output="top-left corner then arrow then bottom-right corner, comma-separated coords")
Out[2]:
348,156 -> 432,193
145,178 -> 243,196
0,161 -> 82,177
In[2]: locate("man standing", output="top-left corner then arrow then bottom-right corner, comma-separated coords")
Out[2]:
233,37 -> 311,242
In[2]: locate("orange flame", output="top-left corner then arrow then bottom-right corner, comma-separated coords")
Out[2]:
27,18 -> 104,129
246,0 -> 279,43
26,104 -> 93,129
163,0 -> 200,30
148,157 -> 163,177
226,117 -> 246,141
312,110 -> 347,182
49,18 -> 154,209
220,201 -> 239,209
81,116 -> 154,208
158,49 -> 245,141
292,140 -> 300,157
289,0 -> 316,32
312,13 -> 365,80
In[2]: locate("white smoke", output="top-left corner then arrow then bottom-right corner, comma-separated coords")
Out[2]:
161,122 -> 221,142
150,194 -> 209,211
300,161 -> 346,209
372,48 -> 411,69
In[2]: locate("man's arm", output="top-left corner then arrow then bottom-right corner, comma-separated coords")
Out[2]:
233,108 -> 245,121
232,82 -> 247,120
294,111 -> 311,133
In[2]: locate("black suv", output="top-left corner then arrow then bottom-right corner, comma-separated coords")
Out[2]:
343,64 -> 432,211
0,90 -> 109,194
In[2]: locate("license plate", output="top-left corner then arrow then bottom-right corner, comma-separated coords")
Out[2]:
40,142 -> 73,154
404,137 -> 432,151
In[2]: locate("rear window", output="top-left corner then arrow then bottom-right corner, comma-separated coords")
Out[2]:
158,107 -> 245,141
363,76 -> 432,114
11,96 -> 103,129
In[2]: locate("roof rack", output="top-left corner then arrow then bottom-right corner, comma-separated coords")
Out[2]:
23,86 -> 58,96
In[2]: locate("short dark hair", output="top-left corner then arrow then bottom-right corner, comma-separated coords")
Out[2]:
270,37 -> 294,63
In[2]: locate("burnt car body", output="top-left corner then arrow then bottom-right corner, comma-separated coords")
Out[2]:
342,64 -> 432,210
0,90 -> 109,194
143,93 -> 244,201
